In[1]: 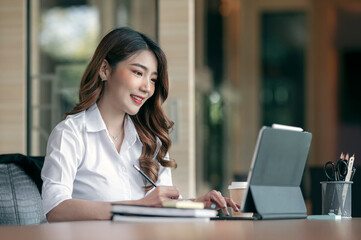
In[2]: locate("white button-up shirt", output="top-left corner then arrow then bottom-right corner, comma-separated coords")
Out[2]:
41,103 -> 173,215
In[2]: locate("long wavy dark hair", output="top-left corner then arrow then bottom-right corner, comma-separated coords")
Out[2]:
66,27 -> 176,191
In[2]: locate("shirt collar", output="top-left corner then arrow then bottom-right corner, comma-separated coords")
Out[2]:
123,115 -> 141,148
85,103 -> 141,148
85,103 -> 107,132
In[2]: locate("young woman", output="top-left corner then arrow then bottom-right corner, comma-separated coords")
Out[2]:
41,27 -> 240,222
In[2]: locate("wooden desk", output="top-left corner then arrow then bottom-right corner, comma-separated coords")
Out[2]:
1,219 -> 361,240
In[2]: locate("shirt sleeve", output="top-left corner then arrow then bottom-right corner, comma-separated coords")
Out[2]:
41,121 -> 83,215
156,152 -> 173,186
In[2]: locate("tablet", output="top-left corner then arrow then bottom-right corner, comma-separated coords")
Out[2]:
210,216 -> 257,221
241,124 -> 312,219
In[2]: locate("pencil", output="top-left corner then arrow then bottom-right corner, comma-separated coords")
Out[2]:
133,165 -> 157,188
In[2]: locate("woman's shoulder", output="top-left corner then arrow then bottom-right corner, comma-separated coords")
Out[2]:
53,109 -> 87,134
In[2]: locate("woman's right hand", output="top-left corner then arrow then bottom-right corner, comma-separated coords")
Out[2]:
137,186 -> 180,207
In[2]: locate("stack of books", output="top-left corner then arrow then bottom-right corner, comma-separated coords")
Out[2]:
111,201 -> 217,222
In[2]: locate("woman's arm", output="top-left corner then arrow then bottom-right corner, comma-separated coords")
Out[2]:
46,199 -> 114,222
46,186 -> 180,222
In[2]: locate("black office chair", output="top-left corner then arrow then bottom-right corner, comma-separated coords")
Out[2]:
0,154 -> 45,225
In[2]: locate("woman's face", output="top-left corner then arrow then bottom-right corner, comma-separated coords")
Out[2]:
103,50 -> 158,115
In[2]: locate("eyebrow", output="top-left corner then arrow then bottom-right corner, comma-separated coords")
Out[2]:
131,63 -> 158,76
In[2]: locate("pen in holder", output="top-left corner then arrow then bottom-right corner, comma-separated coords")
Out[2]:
321,181 -> 352,218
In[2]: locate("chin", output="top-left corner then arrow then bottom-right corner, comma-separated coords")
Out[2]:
126,108 -> 141,116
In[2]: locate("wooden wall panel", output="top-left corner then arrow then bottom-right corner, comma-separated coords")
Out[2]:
159,0 -> 196,197
0,0 -> 26,154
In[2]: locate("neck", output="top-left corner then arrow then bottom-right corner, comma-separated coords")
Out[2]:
97,97 -> 126,137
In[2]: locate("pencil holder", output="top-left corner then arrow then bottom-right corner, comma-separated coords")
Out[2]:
320,181 -> 352,218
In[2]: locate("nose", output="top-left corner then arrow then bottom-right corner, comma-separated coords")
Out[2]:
140,77 -> 151,93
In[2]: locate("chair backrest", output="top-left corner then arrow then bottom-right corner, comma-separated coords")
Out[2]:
0,158 -> 45,225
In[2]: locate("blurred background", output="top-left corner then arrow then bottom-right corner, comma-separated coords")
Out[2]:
1,0 -> 361,215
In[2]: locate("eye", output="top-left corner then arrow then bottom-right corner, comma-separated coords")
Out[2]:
133,70 -> 143,77
151,78 -> 157,83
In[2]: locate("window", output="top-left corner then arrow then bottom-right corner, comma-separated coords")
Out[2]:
29,0 -> 157,155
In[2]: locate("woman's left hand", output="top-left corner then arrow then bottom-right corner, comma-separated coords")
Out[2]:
193,190 -> 240,216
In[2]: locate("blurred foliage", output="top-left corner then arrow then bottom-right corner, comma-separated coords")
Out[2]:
39,6 -> 99,61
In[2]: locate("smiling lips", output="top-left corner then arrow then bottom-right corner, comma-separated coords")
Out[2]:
130,94 -> 144,105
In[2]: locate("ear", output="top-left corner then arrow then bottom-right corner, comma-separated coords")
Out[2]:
98,59 -> 110,81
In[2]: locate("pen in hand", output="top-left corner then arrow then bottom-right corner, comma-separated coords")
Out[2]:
133,165 -> 157,188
